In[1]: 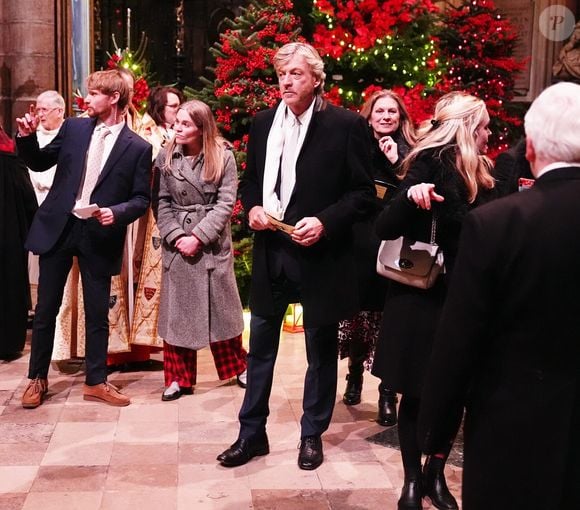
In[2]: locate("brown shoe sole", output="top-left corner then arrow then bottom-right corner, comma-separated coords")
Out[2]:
22,391 -> 48,409
83,395 -> 130,407
22,401 -> 42,409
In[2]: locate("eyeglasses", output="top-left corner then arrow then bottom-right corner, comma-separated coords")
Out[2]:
35,107 -> 61,114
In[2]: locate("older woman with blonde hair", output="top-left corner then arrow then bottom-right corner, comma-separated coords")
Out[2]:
339,89 -> 416,427
372,93 -> 496,510
155,99 -> 247,401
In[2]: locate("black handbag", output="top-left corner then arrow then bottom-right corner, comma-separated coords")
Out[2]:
376,215 -> 444,289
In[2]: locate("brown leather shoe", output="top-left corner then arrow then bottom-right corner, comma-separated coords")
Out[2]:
83,382 -> 130,407
22,378 -> 48,409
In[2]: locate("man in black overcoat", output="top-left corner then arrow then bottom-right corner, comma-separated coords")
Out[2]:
217,42 -> 374,470
419,82 -> 580,510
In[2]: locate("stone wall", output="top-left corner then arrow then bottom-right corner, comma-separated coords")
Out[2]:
0,0 -> 57,133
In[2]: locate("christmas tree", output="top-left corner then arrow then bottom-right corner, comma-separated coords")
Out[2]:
194,0 -> 526,299
437,0 -> 527,156
310,0 -> 443,122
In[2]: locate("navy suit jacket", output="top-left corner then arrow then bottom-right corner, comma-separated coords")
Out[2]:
16,117 -> 152,275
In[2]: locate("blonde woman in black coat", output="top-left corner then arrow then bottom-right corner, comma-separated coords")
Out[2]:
372,93 -> 496,510
338,90 -> 416,427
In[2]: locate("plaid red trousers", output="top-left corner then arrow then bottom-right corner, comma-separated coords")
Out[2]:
163,334 -> 247,387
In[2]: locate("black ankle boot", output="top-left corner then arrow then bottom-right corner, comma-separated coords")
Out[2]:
398,477 -> 422,510
342,372 -> 363,405
377,384 -> 398,426
423,456 -> 458,510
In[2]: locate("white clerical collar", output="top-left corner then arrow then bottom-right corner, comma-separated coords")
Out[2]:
38,124 -> 62,136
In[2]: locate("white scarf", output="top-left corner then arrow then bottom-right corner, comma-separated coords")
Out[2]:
262,102 -> 290,220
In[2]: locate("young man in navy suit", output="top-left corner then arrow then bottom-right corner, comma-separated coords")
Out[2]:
16,69 -> 152,408
217,43 -> 374,470
419,82 -> 580,509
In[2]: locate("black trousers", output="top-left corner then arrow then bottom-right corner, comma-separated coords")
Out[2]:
28,216 -> 112,385
238,273 -> 339,439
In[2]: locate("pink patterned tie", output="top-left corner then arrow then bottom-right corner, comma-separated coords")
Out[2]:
78,126 -> 111,207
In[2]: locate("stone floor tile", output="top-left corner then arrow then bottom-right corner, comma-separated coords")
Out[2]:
315,461 -> 394,490
101,489 -> 177,510
0,443 -> 48,465
178,483 -> 252,510
245,461 -> 322,490
110,442 -> 178,465
0,423 -> 55,444
252,489 -> 331,510
0,493 -> 27,510
0,390 -> 14,405
179,443 -> 229,465
179,463 -> 251,488
30,465 -> 108,492
105,463 -> 178,490
59,404 -> 120,422
179,420 -> 239,444
0,404 -> 64,424
0,466 -> 38,493
22,491 -> 102,510
326,488 -> 400,510
118,402 -> 179,422
115,421 -> 178,443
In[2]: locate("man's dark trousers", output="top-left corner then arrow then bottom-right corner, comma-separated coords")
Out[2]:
238,274 -> 339,440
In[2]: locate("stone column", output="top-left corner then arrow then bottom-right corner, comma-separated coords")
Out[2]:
0,0 -> 57,133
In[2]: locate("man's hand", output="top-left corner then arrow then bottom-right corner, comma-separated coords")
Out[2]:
93,207 -> 115,226
407,183 -> 445,211
175,235 -> 202,257
248,206 -> 276,231
15,104 -> 39,137
291,217 -> 324,246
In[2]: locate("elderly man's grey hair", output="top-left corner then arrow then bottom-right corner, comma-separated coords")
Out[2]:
36,90 -> 65,110
525,82 -> 580,163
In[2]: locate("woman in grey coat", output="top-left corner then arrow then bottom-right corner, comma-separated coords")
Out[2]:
155,99 -> 246,401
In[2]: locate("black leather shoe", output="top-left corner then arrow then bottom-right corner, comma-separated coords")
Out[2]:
342,373 -> 363,406
217,435 -> 269,467
161,382 -> 193,401
236,369 -> 247,389
398,478 -> 423,510
423,456 -> 459,510
377,386 -> 398,426
298,435 -> 323,470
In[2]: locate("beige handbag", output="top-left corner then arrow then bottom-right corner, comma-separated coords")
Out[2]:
376,216 -> 444,289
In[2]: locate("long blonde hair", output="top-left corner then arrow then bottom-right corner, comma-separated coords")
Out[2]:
402,92 -> 494,202
163,99 -> 228,183
360,89 -> 417,149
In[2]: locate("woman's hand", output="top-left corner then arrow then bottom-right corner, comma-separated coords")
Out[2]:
407,183 -> 444,210
175,235 -> 202,257
378,135 -> 399,164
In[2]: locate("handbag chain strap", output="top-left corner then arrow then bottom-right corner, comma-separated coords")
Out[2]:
430,213 -> 437,244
